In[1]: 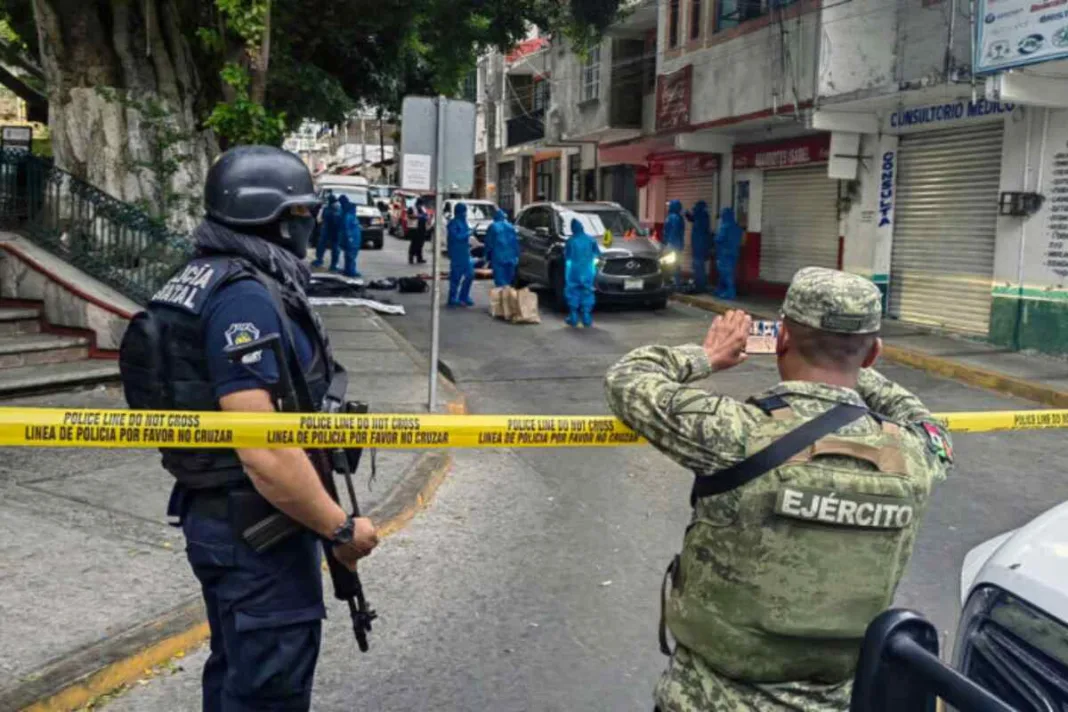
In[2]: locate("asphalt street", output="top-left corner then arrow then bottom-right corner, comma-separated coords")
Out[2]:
103,233 -> 1068,711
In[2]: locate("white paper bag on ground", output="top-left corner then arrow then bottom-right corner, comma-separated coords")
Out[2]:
489,287 -> 504,318
511,287 -> 540,324
501,287 -> 519,321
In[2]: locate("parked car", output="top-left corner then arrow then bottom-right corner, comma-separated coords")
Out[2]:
514,201 -> 672,310
442,199 -> 499,242
390,190 -> 435,239
316,175 -> 386,249
438,199 -> 498,259
370,184 -> 395,222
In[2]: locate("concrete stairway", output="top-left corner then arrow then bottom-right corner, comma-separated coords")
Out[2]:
0,306 -> 119,396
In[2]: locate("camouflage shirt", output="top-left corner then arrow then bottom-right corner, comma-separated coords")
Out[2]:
604,344 -> 954,712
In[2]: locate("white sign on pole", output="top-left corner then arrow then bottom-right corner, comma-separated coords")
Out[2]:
402,153 -> 432,191
399,95 -> 477,411
975,1 -> 1068,74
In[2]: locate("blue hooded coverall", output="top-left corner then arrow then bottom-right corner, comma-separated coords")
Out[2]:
485,209 -> 519,288
564,218 -> 600,328
313,194 -> 340,268
663,199 -> 686,288
338,195 -> 362,278
714,207 -> 743,300
447,203 -> 475,306
686,200 -> 712,293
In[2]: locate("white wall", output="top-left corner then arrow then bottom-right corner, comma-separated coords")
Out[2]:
658,4 -> 820,126
994,107 -> 1068,292
840,133 -> 897,280
552,38 -> 613,140
819,0 -> 971,101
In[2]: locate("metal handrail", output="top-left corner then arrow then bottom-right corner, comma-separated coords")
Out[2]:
0,149 -> 193,304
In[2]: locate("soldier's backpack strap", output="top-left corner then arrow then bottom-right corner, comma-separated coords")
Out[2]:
689,402 -> 870,505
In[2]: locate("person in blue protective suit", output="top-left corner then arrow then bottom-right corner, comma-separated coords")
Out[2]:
484,209 -> 519,287
663,199 -> 686,288
685,200 -> 712,293
119,147 -> 378,712
312,192 -> 340,268
714,206 -> 744,299
338,195 -> 362,278
564,217 -> 601,328
447,202 -> 475,307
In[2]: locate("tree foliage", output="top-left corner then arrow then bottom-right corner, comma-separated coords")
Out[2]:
0,0 -> 622,144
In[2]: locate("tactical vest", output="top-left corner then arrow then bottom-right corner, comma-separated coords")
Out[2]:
663,396 -> 933,684
119,255 -> 330,489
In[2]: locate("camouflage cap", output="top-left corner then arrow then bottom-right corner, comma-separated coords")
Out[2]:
781,267 -> 882,334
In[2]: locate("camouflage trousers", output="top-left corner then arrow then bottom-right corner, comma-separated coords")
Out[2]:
654,646 -> 853,712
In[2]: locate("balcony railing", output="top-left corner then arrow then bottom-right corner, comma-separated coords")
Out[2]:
506,108 -> 545,147
0,150 -> 193,304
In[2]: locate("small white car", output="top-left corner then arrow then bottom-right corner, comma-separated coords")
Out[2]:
953,501 -> 1068,708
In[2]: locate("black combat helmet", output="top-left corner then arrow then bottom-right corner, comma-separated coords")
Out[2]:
204,145 -> 319,226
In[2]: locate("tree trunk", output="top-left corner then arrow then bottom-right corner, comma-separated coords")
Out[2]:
31,0 -> 217,231
249,0 -> 271,105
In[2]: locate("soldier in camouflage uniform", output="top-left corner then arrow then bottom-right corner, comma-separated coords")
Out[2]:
604,267 -> 954,712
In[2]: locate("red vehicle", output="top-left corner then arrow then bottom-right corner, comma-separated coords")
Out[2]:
390,191 -> 436,239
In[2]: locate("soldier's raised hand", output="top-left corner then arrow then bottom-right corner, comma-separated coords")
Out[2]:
703,309 -> 751,371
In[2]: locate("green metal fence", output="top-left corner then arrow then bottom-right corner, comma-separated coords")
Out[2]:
0,149 -> 193,304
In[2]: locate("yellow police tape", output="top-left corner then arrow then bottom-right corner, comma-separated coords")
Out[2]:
0,408 -> 1065,450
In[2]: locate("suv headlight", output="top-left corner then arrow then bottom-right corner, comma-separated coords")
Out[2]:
660,251 -> 678,266
372,217 -> 383,225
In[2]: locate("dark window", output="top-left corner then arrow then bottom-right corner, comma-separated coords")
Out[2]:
581,47 -> 601,102
524,207 -> 550,231
461,70 -> 477,102
533,79 -> 550,111
668,0 -> 680,48
690,0 -> 702,40
716,0 -> 800,32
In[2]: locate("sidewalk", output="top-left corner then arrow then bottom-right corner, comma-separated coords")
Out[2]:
0,306 -> 461,712
672,292 -> 1068,408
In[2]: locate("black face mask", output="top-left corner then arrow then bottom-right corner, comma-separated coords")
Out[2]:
279,215 -> 316,258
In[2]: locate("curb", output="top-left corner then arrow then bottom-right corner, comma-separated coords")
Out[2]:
3,311 -> 468,712
671,293 -> 1068,408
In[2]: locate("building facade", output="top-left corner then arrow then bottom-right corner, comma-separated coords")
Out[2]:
472,0 -> 1068,353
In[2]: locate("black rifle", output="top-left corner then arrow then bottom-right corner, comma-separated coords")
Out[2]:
225,333 -> 376,652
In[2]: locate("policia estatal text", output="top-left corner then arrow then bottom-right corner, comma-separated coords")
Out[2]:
119,146 -> 378,712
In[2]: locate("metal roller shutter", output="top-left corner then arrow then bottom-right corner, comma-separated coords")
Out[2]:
759,165 -> 840,284
889,123 -> 1003,335
666,173 -> 718,270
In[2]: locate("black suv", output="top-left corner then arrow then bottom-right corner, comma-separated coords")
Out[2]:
514,202 -> 671,310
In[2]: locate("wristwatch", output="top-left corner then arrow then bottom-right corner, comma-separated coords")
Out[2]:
330,515 -> 355,546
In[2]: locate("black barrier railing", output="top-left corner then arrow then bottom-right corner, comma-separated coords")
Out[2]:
0,149 -> 193,304
851,609 -> 1018,712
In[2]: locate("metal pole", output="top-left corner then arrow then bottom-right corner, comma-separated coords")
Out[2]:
428,96 -> 447,411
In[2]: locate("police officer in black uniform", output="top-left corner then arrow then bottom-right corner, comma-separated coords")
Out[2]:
120,146 -> 378,711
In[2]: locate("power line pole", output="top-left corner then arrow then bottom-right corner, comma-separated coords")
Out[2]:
486,51 -> 504,205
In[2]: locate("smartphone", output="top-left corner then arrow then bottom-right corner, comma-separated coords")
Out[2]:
746,319 -> 781,354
